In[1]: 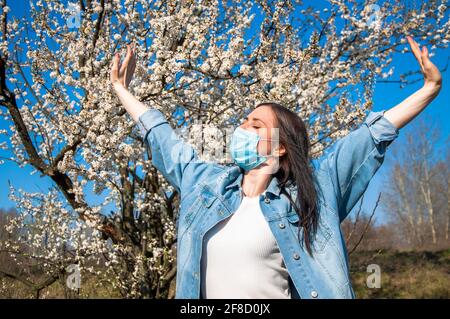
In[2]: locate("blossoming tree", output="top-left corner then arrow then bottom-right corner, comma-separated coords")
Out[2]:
0,0 -> 448,298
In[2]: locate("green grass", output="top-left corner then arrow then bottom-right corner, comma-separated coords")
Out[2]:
350,249 -> 450,298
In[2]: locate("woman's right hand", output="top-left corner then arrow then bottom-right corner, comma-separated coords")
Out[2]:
110,44 -> 136,90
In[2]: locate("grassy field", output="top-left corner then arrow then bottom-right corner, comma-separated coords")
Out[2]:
350,249 -> 450,299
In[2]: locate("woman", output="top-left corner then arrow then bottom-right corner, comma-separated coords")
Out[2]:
110,36 -> 442,299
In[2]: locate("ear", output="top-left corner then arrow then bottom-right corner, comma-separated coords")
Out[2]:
273,144 -> 286,157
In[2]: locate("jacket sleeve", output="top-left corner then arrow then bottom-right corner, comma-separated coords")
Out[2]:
136,108 -> 207,194
323,110 -> 400,222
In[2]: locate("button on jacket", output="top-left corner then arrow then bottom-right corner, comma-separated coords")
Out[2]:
136,108 -> 399,299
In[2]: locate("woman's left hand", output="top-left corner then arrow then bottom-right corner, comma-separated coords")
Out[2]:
383,36 -> 442,129
406,35 -> 442,90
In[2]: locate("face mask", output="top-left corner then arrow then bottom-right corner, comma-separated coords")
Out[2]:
230,127 -> 271,171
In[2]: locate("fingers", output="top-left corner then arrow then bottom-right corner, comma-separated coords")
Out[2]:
112,43 -> 137,86
406,36 -> 441,85
406,36 -> 424,68
130,43 -> 136,67
111,53 -> 120,71
120,44 -> 133,75
126,61 -> 136,86
125,43 -> 137,86
421,45 -> 430,62
406,35 -> 421,53
110,53 -> 120,83
421,45 -> 435,71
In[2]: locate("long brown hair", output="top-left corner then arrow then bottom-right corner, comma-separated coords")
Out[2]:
256,102 -> 320,256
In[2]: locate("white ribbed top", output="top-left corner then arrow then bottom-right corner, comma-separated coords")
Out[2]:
200,195 -> 291,299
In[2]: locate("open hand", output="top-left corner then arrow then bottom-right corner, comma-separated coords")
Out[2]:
110,44 -> 137,89
406,35 -> 442,89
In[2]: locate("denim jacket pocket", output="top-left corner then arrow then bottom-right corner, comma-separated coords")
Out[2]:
286,212 -> 299,224
200,187 -> 219,208
313,218 -> 332,253
286,212 -> 332,253
182,185 -> 219,231
184,197 -> 203,225
177,196 -> 202,240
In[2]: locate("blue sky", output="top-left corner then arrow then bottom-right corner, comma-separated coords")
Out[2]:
1,1 -> 449,225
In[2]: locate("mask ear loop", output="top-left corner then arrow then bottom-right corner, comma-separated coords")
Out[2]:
258,137 -> 279,158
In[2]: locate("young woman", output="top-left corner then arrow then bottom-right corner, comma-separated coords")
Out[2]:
110,36 -> 442,299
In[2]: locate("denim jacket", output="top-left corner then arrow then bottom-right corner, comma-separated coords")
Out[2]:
136,108 -> 399,299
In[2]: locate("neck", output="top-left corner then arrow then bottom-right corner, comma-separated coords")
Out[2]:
241,170 -> 272,198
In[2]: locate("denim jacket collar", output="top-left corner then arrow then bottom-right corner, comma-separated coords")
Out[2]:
224,166 -> 282,197
224,166 -> 243,190
265,175 -> 282,197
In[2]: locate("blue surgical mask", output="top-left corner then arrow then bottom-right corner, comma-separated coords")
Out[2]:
230,127 -> 270,171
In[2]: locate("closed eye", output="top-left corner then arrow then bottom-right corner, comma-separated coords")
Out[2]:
243,116 -> 265,128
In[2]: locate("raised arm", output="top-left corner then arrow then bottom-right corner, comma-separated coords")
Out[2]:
321,110 -> 399,222
383,36 -> 442,128
110,44 -> 207,193
110,44 -> 147,121
321,36 -> 442,222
